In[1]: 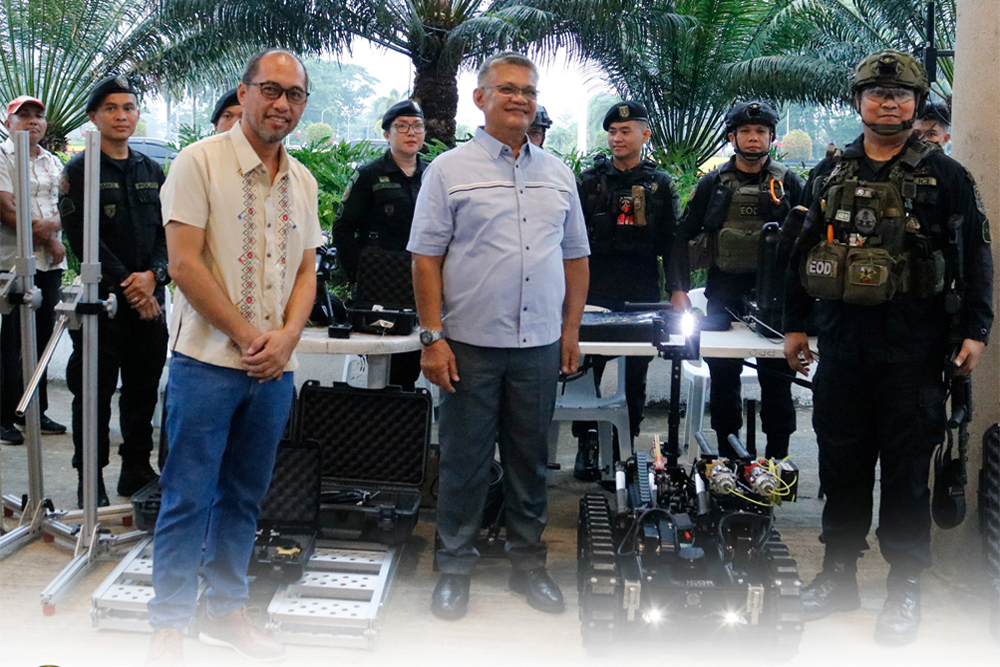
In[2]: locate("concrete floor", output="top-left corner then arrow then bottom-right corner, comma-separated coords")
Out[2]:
0,382 -> 996,667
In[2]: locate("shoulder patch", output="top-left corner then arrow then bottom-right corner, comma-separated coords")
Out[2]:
967,169 -> 988,216
342,169 -> 360,201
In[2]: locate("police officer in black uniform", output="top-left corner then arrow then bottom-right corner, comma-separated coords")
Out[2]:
669,101 -> 804,460
572,101 -> 684,480
60,75 -> 169,507
784,50 -> 993,645
210,88 -> 242,134
913,101 -> 951,148
332,100 -> 427,389
527,106 -> 552,148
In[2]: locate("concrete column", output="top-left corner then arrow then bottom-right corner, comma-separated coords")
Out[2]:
932,0 -> 1000,584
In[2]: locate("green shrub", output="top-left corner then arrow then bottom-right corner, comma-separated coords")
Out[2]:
302,123 -> 335,146
288,140 -> 383,232
781,129 -> 813,162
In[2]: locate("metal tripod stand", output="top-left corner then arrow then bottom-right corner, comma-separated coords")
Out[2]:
0,130 -> 144,613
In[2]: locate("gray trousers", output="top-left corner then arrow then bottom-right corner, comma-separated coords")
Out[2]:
435,339 -> 560,575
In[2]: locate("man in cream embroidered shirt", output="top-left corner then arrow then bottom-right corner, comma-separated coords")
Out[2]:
159,121 -> 323,371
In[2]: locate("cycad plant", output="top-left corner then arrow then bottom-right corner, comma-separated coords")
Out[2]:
0,0 -> 165,149
0,0 -> 250,150
600,0 -> 825,169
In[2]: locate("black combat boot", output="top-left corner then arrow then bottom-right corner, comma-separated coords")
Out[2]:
874,570 -> 921,646
117,457 -> 159,497
801,553 -> 861,621
77,469 -> 110,509
765,435 -> 790,460
573,429 -> 600,481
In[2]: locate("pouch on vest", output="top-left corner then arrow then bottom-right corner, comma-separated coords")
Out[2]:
702,184 -> 733,231
909,248 -> 945,298
803,241 -> 847,300
587,211 -> 615,255
631,185 -> 647,227
715,227 -> 761,273
843,247 -> 896,306
688,232 -> 713,271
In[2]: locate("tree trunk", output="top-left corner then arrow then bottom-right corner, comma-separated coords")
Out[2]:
41,134 -> 68,154
412,58 -> 460,147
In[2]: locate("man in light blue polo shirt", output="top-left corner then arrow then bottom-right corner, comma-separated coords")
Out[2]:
408,52 -> 590,621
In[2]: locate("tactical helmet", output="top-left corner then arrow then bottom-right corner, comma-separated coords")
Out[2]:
724,100 -> 780,134
531,106 -> 552,129
850,50 -> 929,134
851,49 -> 929,98
725,101 -> 779,161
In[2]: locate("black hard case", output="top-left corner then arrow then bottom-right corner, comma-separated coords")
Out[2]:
346,306 -> 417,336
349,248 -> 418,336
249,438 -> 323,582
296,380 -> 431,545
356,248 -> 415,308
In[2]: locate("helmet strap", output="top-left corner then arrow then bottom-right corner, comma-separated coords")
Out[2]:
863,119 -> 914,136
734,147 -> 768,161
729,129 -> 772,162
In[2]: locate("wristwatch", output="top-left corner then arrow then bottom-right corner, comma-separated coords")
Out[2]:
419,328 -> 443,346
152,265 -> 169,285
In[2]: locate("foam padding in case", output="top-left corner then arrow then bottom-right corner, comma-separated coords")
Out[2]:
356,248 -> 415,309
258,439 -> 322,527
297,381 -> 431,487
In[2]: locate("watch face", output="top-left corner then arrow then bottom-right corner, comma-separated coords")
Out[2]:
420,330 -> 434,345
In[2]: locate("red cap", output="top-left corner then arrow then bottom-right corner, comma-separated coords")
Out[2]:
7,95 -> 45,117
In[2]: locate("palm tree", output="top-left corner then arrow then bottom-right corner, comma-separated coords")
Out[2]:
724,1 -> 955,108
599,0 -> 826,169
159,0 -> 684,146
0,0 -> 251,150
796,0 -> 954,100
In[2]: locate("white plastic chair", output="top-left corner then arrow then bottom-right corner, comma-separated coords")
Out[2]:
548,305 -> 631,476
681,287 -> 759,451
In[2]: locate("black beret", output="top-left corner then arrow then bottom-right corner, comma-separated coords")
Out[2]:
210,88 -> 240,126
381,100 -> 424,130
603,101 -> 649,130
86,75 -> 139,113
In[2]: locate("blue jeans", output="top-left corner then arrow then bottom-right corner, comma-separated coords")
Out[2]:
148,353 -> 294,629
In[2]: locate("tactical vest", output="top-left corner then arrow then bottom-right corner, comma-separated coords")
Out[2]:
582,157 -> 666,257
802,141 -> 944,306
705,162 -> 789,273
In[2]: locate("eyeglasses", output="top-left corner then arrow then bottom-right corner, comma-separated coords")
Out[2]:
484,84 -> 539,101
245,81 -> 309,106
861,86 -> 915,103
391,122 -> 426,134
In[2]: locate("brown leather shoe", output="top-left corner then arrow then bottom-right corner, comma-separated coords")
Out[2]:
198,607 -> 286,662
146,628 -> 184,667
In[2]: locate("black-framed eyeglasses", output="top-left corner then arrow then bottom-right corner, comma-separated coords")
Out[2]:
246,81 -> 309,106
391,122 -> 426,134
484,84 -> 539,101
